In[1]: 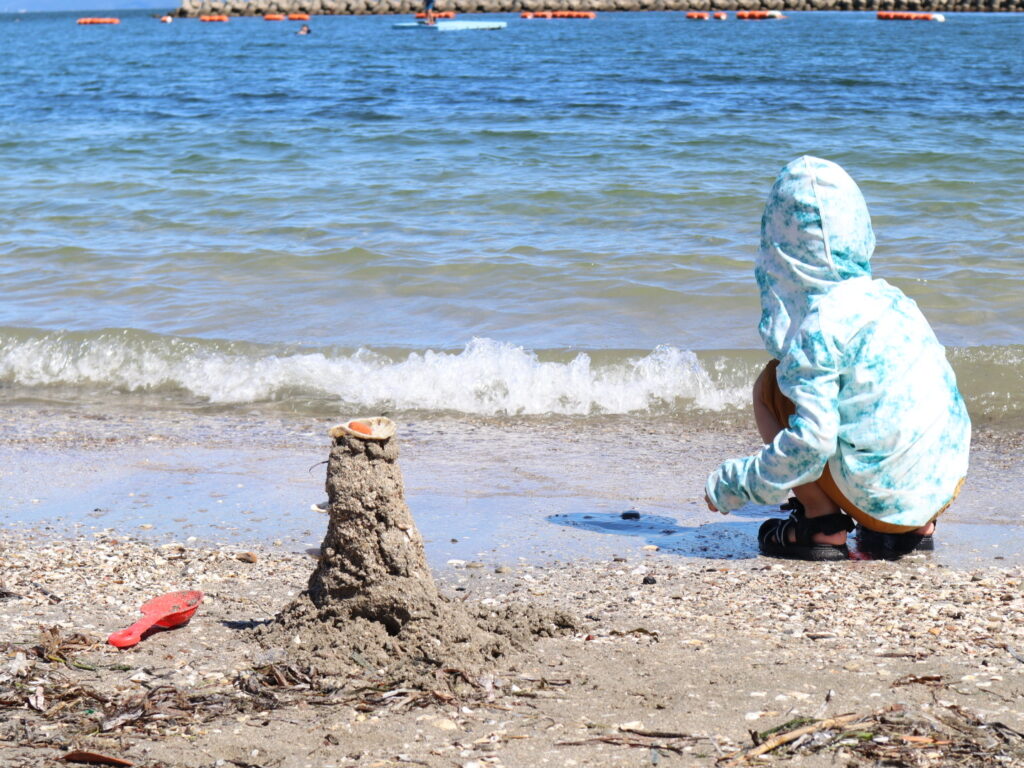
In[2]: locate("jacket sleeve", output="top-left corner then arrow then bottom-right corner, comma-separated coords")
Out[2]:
705,328 -> 841,514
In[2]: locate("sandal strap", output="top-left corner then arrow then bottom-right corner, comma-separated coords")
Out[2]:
760,505 -> 855,549
758,516 -> 794,549
780,497 -> 804,514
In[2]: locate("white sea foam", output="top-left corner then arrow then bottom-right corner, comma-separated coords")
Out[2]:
0,333 -> 751,415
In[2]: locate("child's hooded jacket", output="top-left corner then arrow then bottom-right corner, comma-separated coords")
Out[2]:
705,156 -> 970,528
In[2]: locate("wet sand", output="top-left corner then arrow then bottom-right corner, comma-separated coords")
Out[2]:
1,405 -> 1022,569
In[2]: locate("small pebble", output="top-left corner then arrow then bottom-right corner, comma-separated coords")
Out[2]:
642,576 -> 657,585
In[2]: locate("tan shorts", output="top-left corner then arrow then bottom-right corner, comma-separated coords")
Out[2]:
756,360 -> 962,534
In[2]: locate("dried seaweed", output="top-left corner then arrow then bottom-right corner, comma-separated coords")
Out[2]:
720,703 -> 1024,767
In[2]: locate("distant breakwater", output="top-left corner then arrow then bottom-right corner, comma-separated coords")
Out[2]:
173,0 -> 1022,17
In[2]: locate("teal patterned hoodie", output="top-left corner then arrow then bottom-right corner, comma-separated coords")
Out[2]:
705,156 -> 970,528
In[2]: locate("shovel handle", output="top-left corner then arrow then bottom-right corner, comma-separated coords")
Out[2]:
108,616 -> 158,649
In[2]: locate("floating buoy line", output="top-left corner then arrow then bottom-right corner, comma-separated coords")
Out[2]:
877,10 -> 946,20
737,9 -> 785,19
521,10 -> 597,18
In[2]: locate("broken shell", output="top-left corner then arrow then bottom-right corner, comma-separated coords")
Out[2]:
329,416 -> 397,442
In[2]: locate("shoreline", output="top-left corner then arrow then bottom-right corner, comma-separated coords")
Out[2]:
1,405 -> 1023,568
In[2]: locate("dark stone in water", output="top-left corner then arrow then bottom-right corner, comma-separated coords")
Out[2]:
621,510 -> 641,521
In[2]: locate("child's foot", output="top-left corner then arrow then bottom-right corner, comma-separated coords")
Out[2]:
780,497 -> 849,545
758,499 -> 854,561
856,521 -> 936,559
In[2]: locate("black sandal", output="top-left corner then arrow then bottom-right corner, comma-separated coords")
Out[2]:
856,522 -> 935,559
758,498 -> 854,561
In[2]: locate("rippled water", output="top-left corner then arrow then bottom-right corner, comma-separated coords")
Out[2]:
1,10 -> 1022,421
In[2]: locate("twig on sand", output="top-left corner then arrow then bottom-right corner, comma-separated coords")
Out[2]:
719,712 -> 867,766
556,735 -> 691,754
30,582 -> 62,604
1003,644 -> 1024,665
557,727 -> 713,755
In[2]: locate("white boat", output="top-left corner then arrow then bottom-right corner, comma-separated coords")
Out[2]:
393,20 -> 507,31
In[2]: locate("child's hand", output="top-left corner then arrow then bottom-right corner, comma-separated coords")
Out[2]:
704,492 -> 720,513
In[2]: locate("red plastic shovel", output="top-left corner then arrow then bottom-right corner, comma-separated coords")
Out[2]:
107,590 -> 204,649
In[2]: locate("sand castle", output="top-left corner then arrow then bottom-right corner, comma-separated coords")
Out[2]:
258,418 -> 574,684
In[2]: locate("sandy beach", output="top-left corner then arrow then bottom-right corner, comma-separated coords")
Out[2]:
2,532 -> 1023,767
2,407 -> 1024,767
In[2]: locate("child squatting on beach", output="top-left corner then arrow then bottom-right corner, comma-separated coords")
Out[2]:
704,156 -> 971,561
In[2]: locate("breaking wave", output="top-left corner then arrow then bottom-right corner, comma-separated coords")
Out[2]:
0,329 -> 754,416
3,329 -> 1020,424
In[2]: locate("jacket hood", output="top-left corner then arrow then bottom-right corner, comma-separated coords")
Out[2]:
756,156 -> 876,358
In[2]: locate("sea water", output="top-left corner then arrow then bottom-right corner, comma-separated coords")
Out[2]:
1,10 -> 1022,423
1,10 -> 1022,563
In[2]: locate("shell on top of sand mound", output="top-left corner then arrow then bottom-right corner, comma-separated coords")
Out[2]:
328,416 -> 396,442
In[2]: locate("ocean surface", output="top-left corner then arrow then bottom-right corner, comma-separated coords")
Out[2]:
1,10 -> 1023,425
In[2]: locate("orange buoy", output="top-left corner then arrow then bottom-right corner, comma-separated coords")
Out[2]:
713,11 -> 728,19
199,14 -> 229,22
77,17 -> 120,24
737,9 -> 784,19
877,10 -> 944,20
264,13 -> 285,21
288,13 -> 310,20
686,11 -> 709,19
415,10 -> 455,17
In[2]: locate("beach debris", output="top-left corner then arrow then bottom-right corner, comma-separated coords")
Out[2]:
722,711 -> 868,765
28,625 -> 99,671
720,704 -> 1024,766
256,417 -> 575,686
31,580 -> 63,604
557,726 -> 711,755
235,551 -> 258,564
61,750 -> 134,766
107,590 -> 203,649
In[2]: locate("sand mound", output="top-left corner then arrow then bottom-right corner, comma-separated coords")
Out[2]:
256,423 -> 574,685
